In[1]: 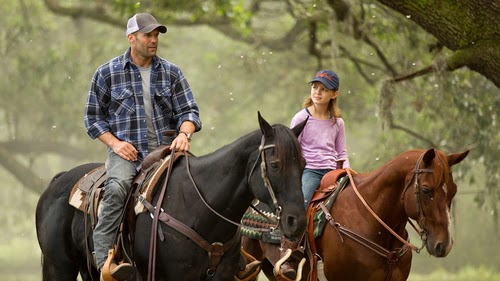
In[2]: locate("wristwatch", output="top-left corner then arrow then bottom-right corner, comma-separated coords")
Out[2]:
179,131 -> 192,142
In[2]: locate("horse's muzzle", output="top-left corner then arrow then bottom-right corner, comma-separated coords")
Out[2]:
282,213 -> 307,239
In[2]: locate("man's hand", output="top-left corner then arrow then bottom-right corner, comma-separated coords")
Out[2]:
111,140 -> 138,161
97,132 -> 138,161
172,121 -> 196,152
171,134 -> 190,152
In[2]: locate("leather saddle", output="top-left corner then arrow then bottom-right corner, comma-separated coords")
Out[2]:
68,145 -> 182,227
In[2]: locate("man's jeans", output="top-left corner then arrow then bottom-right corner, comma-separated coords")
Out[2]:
301,168 -> 331,210
93,152 -> 137,269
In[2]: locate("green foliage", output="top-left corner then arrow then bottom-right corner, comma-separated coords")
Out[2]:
1,0 -> 499,278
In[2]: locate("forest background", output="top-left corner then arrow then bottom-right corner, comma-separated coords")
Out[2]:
1,0 -> 499,280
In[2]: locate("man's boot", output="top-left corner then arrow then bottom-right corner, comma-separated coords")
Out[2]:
275,237 -> 303,280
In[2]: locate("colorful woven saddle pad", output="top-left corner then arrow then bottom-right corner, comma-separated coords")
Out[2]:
241,176 -> 349,244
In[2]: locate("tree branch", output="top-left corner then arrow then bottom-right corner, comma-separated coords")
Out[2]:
0,140 -> 97,195
391,65 -> 434,83
0,146 -> 47,195
44,0 -> 123,27
388,121 -> 437,148
0,140 -> 91,159
376,0 -> 500,87
379,79 -> 437,148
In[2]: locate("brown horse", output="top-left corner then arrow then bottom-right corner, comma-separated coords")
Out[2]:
241,148 -> 469,281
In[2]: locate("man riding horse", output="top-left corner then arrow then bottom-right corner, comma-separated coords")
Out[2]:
84,12 -> 201,280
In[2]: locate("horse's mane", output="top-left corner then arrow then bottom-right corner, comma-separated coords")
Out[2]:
359,150 -> 428,180
195,124 -> 304,175
433,150 -> 452,188
361,149 -> 452,187
272,124 -> 305,175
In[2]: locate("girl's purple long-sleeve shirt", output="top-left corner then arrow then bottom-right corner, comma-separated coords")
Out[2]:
291,109 -> 350,169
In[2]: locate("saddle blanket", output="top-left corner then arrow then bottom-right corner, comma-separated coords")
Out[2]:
241,175 -> 349,244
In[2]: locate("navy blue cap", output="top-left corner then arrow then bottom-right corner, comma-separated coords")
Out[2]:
309,70 -> 340,90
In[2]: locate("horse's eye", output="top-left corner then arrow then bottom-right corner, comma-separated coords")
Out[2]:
422,188 -> 432,197
270,160 -> 280,170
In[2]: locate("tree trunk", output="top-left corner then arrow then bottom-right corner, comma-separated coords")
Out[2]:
377,0 -> 500,87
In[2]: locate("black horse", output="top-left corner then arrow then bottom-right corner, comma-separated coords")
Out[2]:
36,113 -> 307,281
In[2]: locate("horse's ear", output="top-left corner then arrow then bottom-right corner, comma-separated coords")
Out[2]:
422,149 -> 436,165
258,111 -> 274,137
447,150 -> 469,167
291,116 -> 308,137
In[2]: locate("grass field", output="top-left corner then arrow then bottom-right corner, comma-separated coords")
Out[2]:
3,263 -> 500,281
3,226 -> 499,281
2,238 -> 499,281
254,267 -> 500,281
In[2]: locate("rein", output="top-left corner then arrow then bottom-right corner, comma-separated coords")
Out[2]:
147,148 -> 176,281
313,154 -> 435,281
185,135 -> 282,233
140,135 -> 284,278
320,151 -> 433,256
326,152 -> 434,281
346,168 -> 421,252
346,151 -> 434,253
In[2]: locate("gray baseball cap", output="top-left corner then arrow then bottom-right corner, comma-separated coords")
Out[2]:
126,13 -> 167,36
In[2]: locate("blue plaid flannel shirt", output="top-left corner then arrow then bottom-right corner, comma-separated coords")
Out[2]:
84,48 -> 201,161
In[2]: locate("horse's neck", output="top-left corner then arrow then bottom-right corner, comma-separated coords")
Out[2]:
201,135 -> 258,177
355,160 -> 414,225
189,134 -> 259,218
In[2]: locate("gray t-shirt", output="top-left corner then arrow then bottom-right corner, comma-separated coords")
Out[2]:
137,66 -> 157,152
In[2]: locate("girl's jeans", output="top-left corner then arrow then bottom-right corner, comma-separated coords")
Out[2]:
301,168 -> 331,210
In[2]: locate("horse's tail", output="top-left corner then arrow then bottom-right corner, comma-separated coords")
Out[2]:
40,254 -> 51,281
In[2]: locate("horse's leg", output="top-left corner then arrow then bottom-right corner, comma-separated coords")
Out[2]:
78,261 -> 100,281
387,251 -> 412,281
79,270 -> 95,281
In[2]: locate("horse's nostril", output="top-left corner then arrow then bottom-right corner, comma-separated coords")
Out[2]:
286,215 -> 297,230
435,242 -> 443,256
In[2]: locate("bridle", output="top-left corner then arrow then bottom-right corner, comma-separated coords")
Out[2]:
186,135 -> 282,233
314,152 -> 447,281
141,135 -> 286,279
346,151 -> 437,253
247,136 -> 282,217
401,152 -> 436,251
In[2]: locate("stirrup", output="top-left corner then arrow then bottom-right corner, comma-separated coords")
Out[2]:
110,262 -> 134,280
235,260 -> 262,281
274,249 -> 306,281
280,261 -> 297,280
101,248 -> 134,281
236,246 -> 262,281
